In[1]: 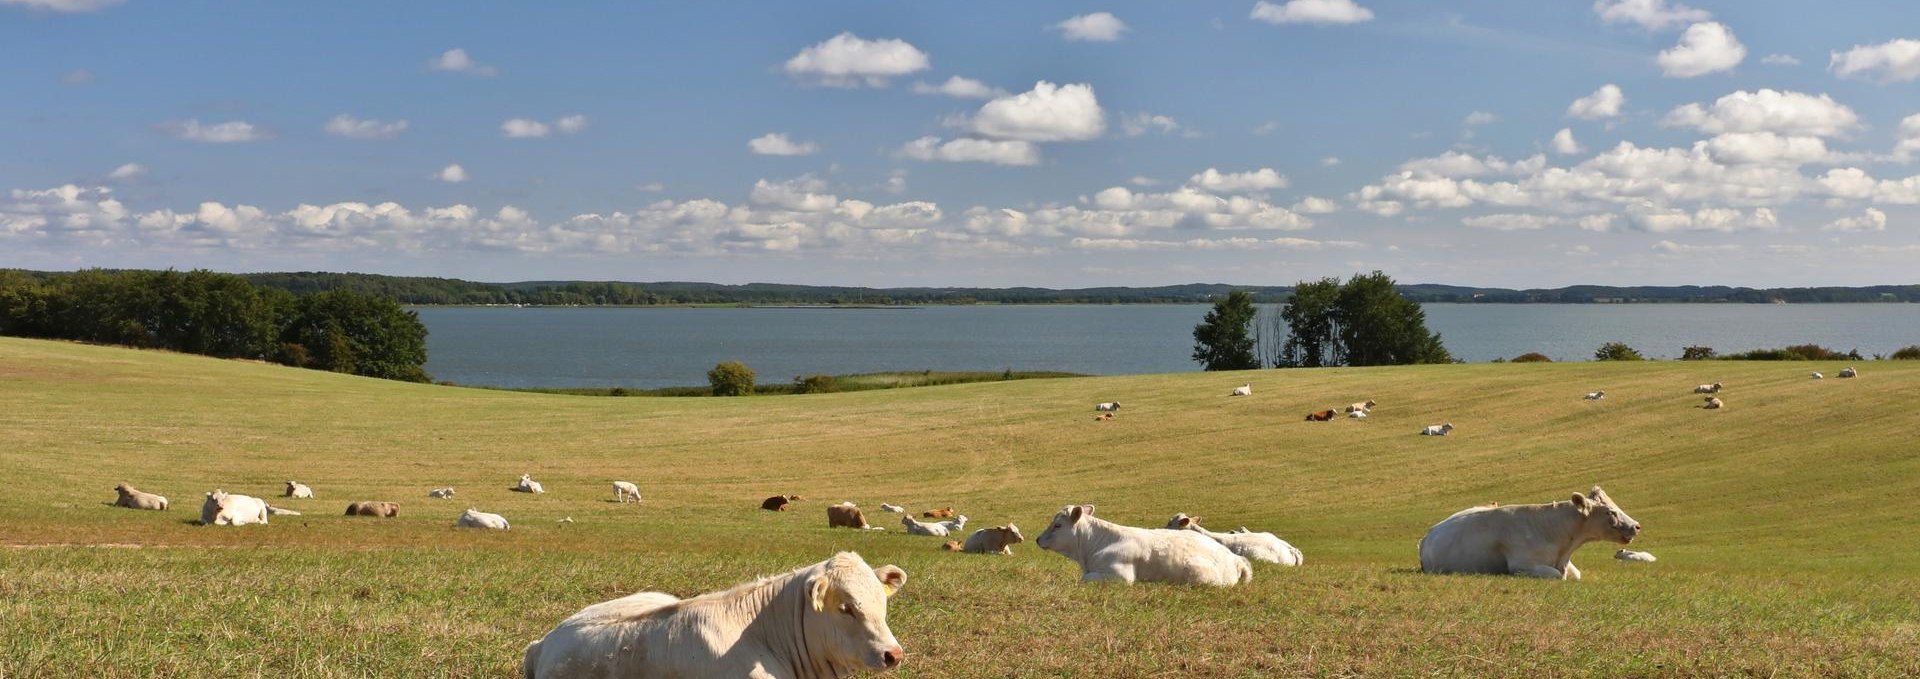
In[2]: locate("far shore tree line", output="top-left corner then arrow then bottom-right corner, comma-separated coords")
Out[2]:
0,269 -> 431,382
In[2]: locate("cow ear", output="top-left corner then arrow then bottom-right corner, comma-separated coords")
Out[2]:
873,565 -> 906,597
809,574 -> 831,612
1571,493 -> 1592,515
1079,504 -> 1096,518
1068,505 -> 1085,522
1176,516 -> 1192,528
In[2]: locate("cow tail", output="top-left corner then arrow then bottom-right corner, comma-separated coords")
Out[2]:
521,639 -> 542,678
266,505 -> 302,516
1237,557 -> 1253,585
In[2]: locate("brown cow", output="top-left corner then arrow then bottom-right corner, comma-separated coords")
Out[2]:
940,541 -> 964,551
344,501 -> 400,517
760,494 -> 801,511
828,502 -> 881,530
922,507 -> 955,519
963,524 -> 1026,555
1305,409 -> 1337,422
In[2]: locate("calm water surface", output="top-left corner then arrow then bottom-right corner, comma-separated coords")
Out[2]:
416,304 -> 1920,388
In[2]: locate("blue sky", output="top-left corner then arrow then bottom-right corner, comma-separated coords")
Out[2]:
4,0 -> 1919,287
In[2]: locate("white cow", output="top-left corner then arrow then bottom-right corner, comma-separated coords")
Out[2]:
1615,549 -> 1657,563
457,508 -> 511,530
199,490 -> 279,526
522,552 -> 908,678
879,503 -> 906,513
1810,372 -> 1824,380
1839,366 -> 1858,378
1348,410 -> 1368,419
962,524 -> 1025,555
1583,390 -> 1605,400
1346,400 -> 1378,414
113,483 -> 169,511
1418,486 -> 1641,580
1166,514 -> 1303,566
1230,384 -> 1252,397
1694,382 -> 1723,394
283,481 -> 314,499
1035,504 -> 1251,586
901,514 -> 967,537
428,487 -> 456,499
1422,423 -> 1455,436
1703,396 -> 1725,410
514,474 -> 545,494
612,481 -> 642,503
1094,402 -> 1121,412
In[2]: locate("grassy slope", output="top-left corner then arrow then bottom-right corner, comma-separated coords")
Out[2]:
2,337 -> 1917,677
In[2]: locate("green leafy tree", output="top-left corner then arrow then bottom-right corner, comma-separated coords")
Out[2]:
708,361 -> 756,396
279,290 -> 430,381
1681,346 -> 1716,360
1593,342 -> 1645,361
1334,272 -> 1452,366
1192,290 -> 1261,371
1511,352 -> 1553,363
1275,278 -> 1341,367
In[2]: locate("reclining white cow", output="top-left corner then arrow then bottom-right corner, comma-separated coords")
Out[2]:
457,508 -> 511,530
513,474 -> 545,494
1035,504 -> 1251,586
522,551 -> 908,677
1230,384 -> 1252,397
199,490 -> 298,526
284,481 -> 314,499
1166,513 -> 1303,566
1418,485 -> 1641,580
900,514 -> 967,537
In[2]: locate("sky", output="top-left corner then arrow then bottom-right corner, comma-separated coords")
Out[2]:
4,0 -> 1920,288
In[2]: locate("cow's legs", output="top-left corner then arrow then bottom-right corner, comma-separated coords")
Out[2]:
1083,564 -> 1135,584
1563,561 -> 1582,581
1509,560 -> 1567,579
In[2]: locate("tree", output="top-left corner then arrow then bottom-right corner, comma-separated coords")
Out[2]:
1274,278 -> 1340,368
708,361 -> 756,396
1192,290 -> 1260,371
279,290 -> 430,381
1510,352 -> 1553,363
1593,342 -> 1644,361
1274,271 -> 1451,368
1681,346 -> 1716,360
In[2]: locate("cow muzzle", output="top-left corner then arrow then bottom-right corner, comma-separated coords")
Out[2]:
880,646 -> 904,669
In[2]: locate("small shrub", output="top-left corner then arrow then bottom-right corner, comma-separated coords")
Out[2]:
1892,345 -> 1920,360
1681,346 -> 1716,360
707,361 -> 756,396
1510,352 -> 1553,363
1593,342 -> 1644,361
1490,357 -> 1506,363
793,374 -> 839,394
1723,344 -> 1860,361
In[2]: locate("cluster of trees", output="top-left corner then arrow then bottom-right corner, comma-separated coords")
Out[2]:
0,269 -> 429,381
1193,272 -> 1453,370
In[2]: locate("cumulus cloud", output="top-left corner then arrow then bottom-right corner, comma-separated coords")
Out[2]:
1291,196 -> 1339,214
427,48 -> 497,76
1250,0 -> 1374,25
1551,128 -> 1586,155
1895,114 -> 1920,163
1661,89 -> 1860,138
898,137 -> 1041,166
1054,12 -> 1128,42
1120,113 -> 1182,137
325,114 -> 408,140
1462,213 -> 1561,231
162,119 -> 269,143
1658,22 -> 1746,78
1,0 -> 121,12
750,176 -> 839,212
1188,168 -> 1289,193
1761,54 -> 1801,66
1651,239 -> 1742,254
784,32 -> 929,87
636,182 -> 665,193
748,133 -> 820,156
501,119 -> 550,138
1829,39 -> 1920,83
107,163 -> 145,181
1567,84 -> 1625,120
1630,206 -> 1777,233
555,115 -> 589,135
1463,111 -> 1499,126
1592,0 -> 1710,31
436,164 -> 467,183
1398,151 -> 1545,178
910,76 -> 1001,99
1822,207 -> 1888,232
968,81 -> 1106,142
1070,236 -> 1358,251
1702,132 -> 1840,166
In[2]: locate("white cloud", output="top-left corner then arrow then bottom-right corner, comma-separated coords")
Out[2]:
1702,132 -> 1838,166
969,81 -> 1106,142
1291,196 -> 1339,214
1658,22 -> 1746,78
1070,236 -> 1358,251
162,119 -> 269,143
1578,214 -> 1618,232
1592,0 -> 1710,31
1253,121 -> 1281,136
1661,89 -> 1860,138
555,115 -> 589,135
1761,54 -> 1801,66
750,176 -> 839,212
1651,239 -> 1742,254
1121,112 -> 1182,137
1128,176 -> 1159,187
1829,39 -> 1920,83
436,164 -> 468,183
1321,156 -> 1341,167
748,132 -> 820,156
1630,206 -> 1777,233
324,114 -> 408,140
636,182 -> 665,193
1054,12 -> 1128,42
1398,151 -> 1545,178
427,48 -> 497,77
1896,114 -> 1920,162
783,32 -> 930,87
898,137 -> 1041,166
1250,0 -> 1374,25
107,163 -> 145,181
1567,84 -> 1625,120
1822,207 -> 1888,232
1,0 -> 121,12
1551,128 -> 1586,155
1188,168 -> 1289,193
60,69 -> 95,85
501,119 -> 551,138
1462,213 -> 1560,231
1463,111 -> 1499,126
910,76 -> 1001,99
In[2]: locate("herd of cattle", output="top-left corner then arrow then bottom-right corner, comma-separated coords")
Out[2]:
103,367 -> 1859,676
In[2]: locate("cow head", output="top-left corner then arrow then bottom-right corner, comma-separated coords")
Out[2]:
1571,486 -> 1641,544
114,483 -> 132,495
1000,524 -> 1025,545
1166,513 -> 1201,530
1036,504 -> 1094,553
808,552 -> 907,672
950,515 -> 968,530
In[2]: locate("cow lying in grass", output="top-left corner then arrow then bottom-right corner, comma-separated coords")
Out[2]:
112,483 -> 168,511
761,494 -> 802,511
513,474 -> 545,494
901,514 -> 967,537
428,487 -> 456,499
1036,504 -> 1251,586
344,501 -> 400,517
521,552 -> 908,677
1304,410 -> 1337,422
829,502 -> 885,530
199,490 -> 297,526
283,481 -> 313,499
1418,485 -> 1641,580
457,508 -> 510,530
1166,513 -> 1303,566
963,525 -> 1025,555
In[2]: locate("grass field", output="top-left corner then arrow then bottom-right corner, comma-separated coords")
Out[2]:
3,336 -> 1918,677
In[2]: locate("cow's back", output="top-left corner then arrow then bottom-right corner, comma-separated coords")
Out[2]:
1104,527 -> 1249,586
527,592 -> 682,677
1419,506 -> 1517,574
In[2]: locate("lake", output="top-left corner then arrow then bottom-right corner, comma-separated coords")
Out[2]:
415,304 -> 1920,388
